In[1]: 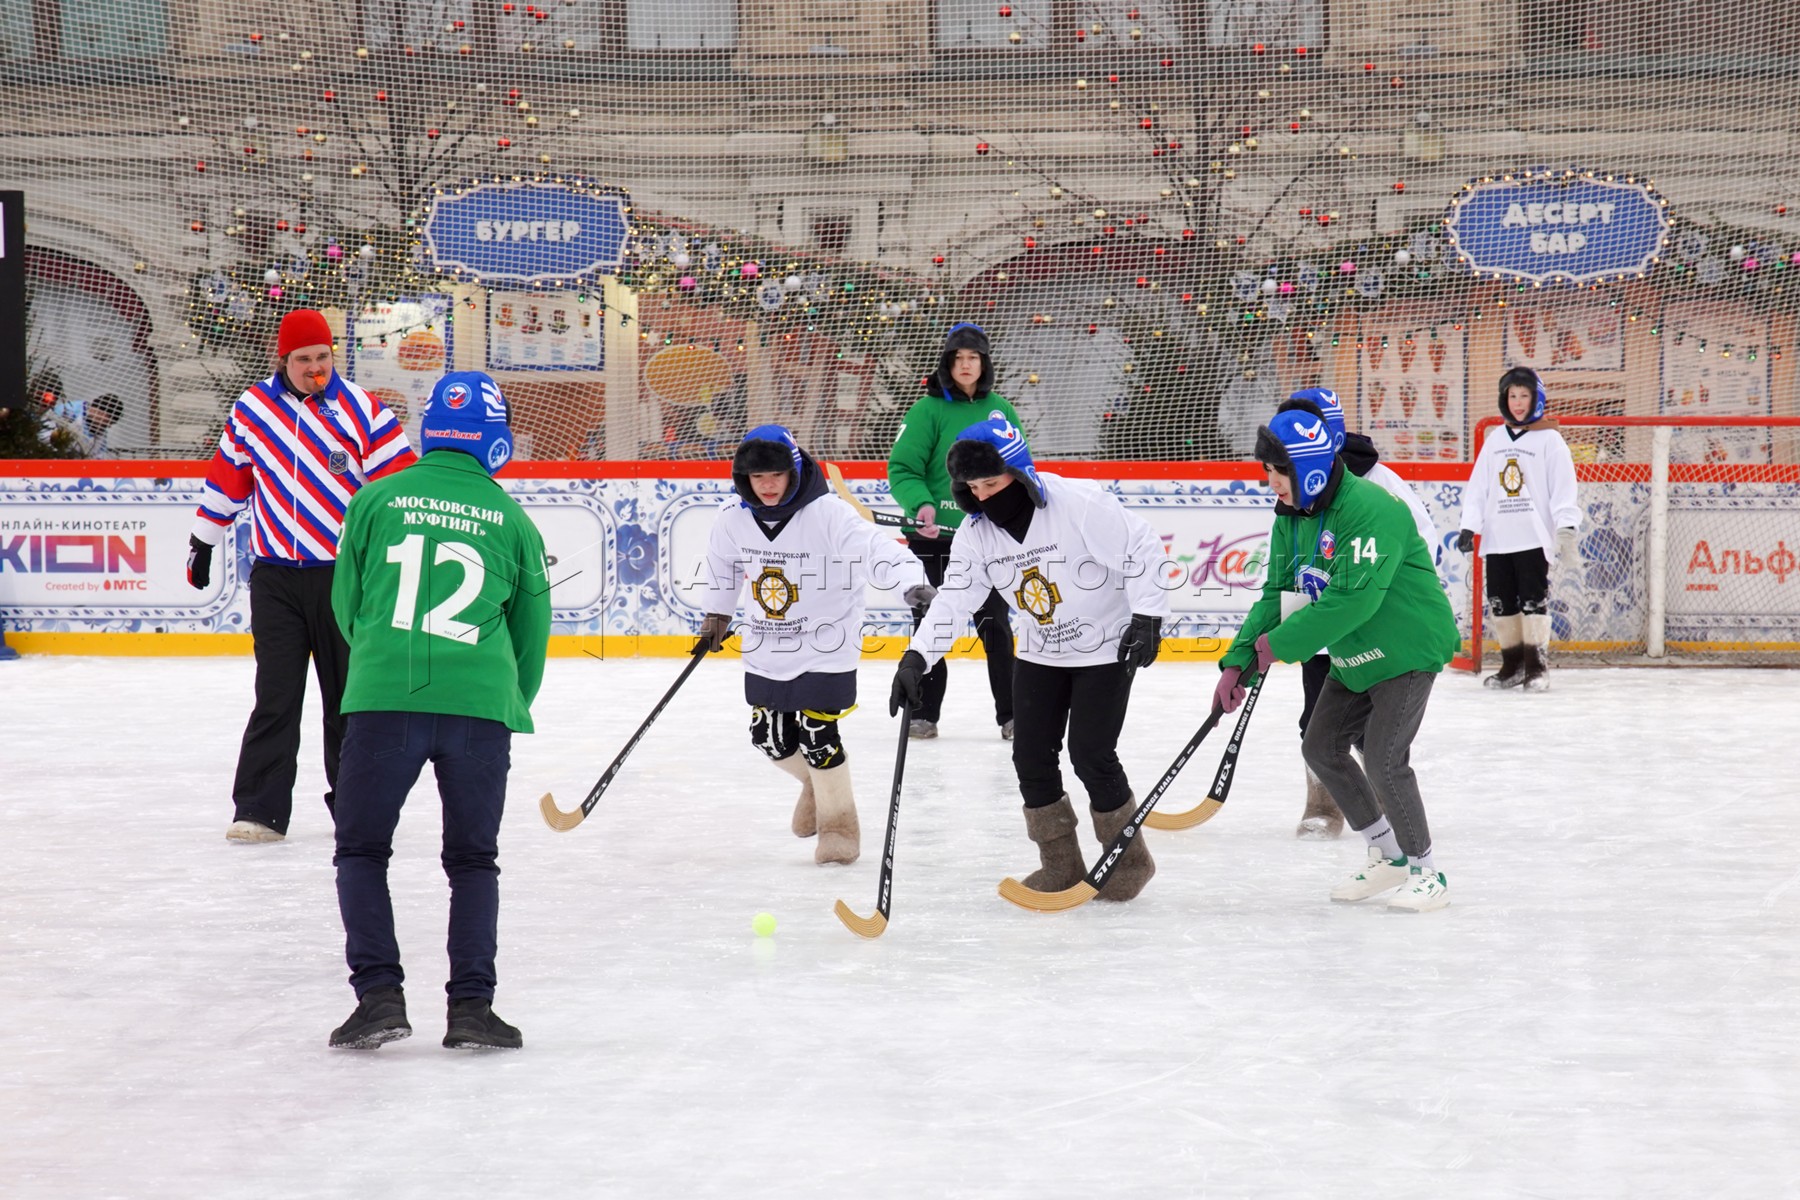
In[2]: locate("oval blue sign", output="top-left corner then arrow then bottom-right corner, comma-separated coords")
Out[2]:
1444,173 -> 1671,285
424,182 -> 630,284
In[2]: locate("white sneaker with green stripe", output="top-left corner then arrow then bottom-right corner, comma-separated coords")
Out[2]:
1330,845 -> 1411,902
1388,865 -> 1450,912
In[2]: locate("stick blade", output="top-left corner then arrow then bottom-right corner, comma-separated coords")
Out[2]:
832,899 -> 889,939
996,875 -> 1101,913
1144,797 -> 1225,831
538,792 -> 586,833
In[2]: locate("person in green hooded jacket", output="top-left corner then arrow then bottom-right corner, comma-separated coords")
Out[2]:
1214,408 -> 1459,913
886,323 -> 1022,741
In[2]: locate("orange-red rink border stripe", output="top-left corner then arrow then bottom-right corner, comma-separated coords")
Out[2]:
0,459 -> 1474,483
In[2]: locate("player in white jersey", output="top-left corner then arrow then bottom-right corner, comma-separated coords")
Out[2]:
694,426 -> 931,865
1455,367 -> 1581,692
1278,388 -> 1443,838
890,418 -> 1172,901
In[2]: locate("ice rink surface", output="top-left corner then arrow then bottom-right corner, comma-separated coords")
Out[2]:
4,654 -> 1798,1199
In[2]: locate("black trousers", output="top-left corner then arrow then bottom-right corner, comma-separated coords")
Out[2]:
906,533 -> 1015,726
1011,658 -> 1134,812
232,561 -> 350,835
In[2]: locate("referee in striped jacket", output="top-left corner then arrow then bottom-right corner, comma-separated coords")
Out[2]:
186,309 -> 418,843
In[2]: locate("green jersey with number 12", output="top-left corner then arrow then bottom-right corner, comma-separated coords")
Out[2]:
332,450 -> 552,732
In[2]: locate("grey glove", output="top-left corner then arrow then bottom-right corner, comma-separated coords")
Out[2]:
1556,528 -> 1578,566
901,583 -> 938,609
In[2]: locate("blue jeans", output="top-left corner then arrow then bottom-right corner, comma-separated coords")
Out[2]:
333,711 -> 512,1001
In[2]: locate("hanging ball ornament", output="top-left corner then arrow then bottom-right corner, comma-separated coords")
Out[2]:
1340,260 -> 1357,274
785,275 -> 803,291
359,244 -> 377,260
1730,244 -> 1747,260
741,262 -> 761,279
678,275 -> 697,292
1394,249 -> 1413,265
1259,279 -> 1277,295
673,252 -> 692,268
263,268 -> 281,285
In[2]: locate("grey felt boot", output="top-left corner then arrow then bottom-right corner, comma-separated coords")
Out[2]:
1020,794 -> 1085,891
1295,766 -> 1344,839
808,763 -> 859,865
1090,795 -> 1155,902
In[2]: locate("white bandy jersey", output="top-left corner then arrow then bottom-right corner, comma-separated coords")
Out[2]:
700,495 -> 925,681
910,473 -> 1173,669
1364,461 -> 1443,572
1458,425 -> 1581,560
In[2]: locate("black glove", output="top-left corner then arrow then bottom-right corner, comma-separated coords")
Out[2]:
186,536 -> 213,590
890,649 -> 927,716
691,613 -> 730,656
1455,529 -> 1476,554
1116,613 -> 1161,670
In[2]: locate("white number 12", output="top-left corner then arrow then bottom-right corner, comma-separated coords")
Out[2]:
386,534 -> 485,642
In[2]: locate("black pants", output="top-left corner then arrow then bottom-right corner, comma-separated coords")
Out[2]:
1011,658 -> 1134,812
232,561 -> 350,835
1485,548 -> 1550,617
334,711 -> 511,1001
1297,653 -> 1331,739
906,534 -> 1014,726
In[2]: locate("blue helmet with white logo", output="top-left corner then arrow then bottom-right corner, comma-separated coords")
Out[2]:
945,416 -> 1044,512
421,371 -> 512,475
1287,387 -> 1346,452
1255,408 -> 1338,511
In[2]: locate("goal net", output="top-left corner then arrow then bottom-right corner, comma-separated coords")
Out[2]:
1459,415 -> 1800,669
1,2 -> 1797,465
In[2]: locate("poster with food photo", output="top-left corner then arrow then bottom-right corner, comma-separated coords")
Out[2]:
1355,314 -> 1468,463
347,295 -> 452,446
487,290 -> 604,370
1505,298 -> 1625,372
1659,300 -> 1772,463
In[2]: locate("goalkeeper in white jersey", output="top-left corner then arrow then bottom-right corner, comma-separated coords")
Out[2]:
694,426 -> 931,865
890,417 -> 1172,901
1455,367 -> 1581,692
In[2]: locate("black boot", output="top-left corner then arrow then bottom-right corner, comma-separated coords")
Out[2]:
444,998 -> 523,1049
330,986 -> 411,1049
1520,642 -> 1550,692
1483,644 -> 1525,690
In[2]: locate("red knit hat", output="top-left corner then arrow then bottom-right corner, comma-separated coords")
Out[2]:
276,309 -> 334,357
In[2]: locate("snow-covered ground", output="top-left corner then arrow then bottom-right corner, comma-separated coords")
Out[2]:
5,655 -> 1798,1199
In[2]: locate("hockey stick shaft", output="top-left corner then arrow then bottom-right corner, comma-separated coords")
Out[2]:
539,651 -> 708,832
1143,677 -> 1262,830
824,462 -> 913,530
833,703 -> 912,938
998,705 -> 1226,911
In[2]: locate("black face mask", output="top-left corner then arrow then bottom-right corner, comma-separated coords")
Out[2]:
978,476 -> 1036,541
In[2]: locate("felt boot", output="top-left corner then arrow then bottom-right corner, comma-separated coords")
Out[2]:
1484,614 -> 1526,690
808,763 -> 859,865
1520,614 -> 1552,692
1019,794 -> 1085,891
1090,795 -> 1155,902
772,754 -> 815,837
1295,766 -> 1344,839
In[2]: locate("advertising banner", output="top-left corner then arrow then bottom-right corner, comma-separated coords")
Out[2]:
1445,173 -> 1671,286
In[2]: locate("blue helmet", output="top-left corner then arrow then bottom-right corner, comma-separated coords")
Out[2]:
421,372 -> 512,475
1287,387 -> 1346,452
1255,408 -> 1337,510
944,416 -> 1044,512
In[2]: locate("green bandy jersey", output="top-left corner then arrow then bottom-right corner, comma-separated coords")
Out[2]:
332,451 -> 552,733
1223,471 -> 1459,692
886,390 -> 1023,533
